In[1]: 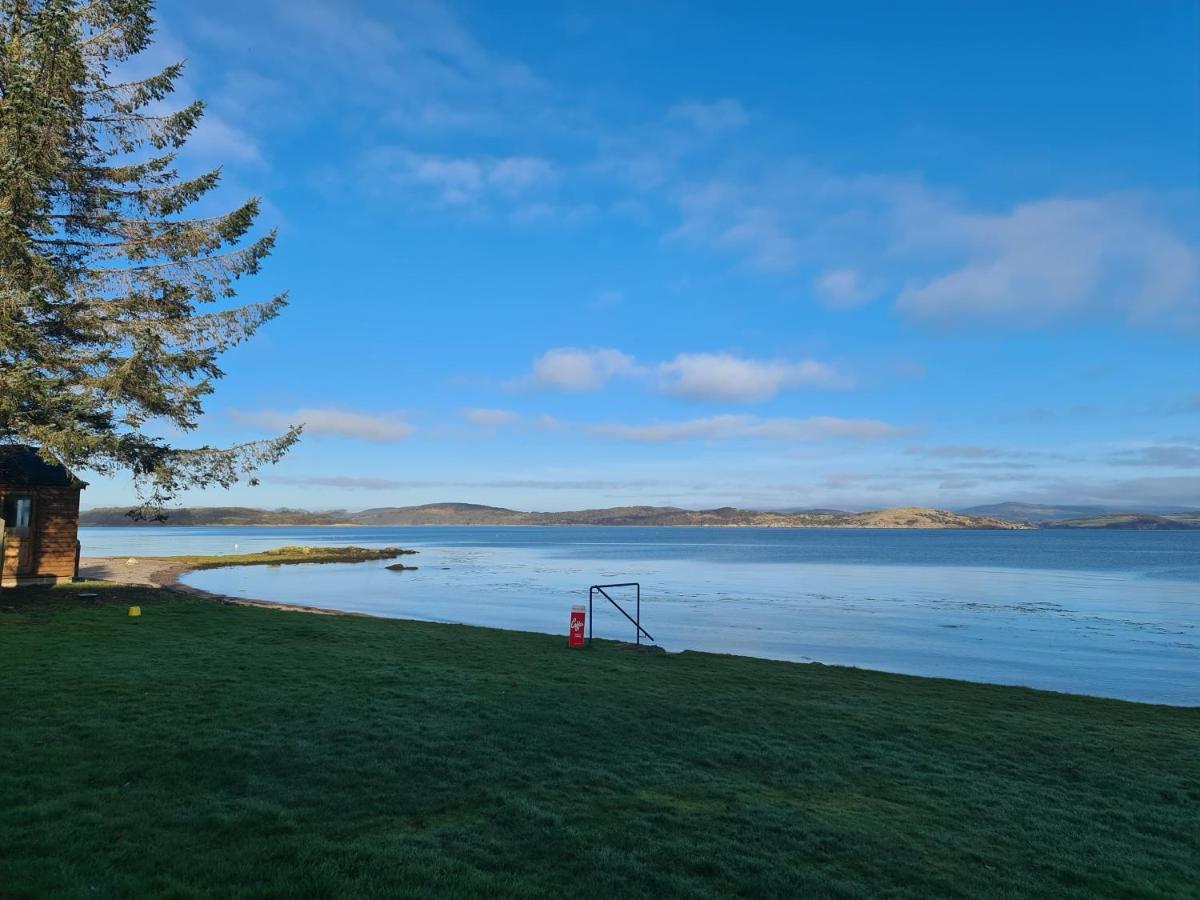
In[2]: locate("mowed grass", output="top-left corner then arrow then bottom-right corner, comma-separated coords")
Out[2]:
1,584 -> 1197,898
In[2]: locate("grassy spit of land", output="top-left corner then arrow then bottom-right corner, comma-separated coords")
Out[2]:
1,582 -> 1197,898
157,545 -> 412,570
77,546 -> 414,596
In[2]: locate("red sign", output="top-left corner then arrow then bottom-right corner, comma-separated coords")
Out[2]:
568,604 -> 586,648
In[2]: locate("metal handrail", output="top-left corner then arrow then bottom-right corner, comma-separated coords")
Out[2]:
588,582 -> 654,645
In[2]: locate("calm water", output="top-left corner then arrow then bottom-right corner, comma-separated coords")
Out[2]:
80,526 -> 1200,706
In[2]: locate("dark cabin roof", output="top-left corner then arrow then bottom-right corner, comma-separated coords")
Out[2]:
0,445 -> 85,488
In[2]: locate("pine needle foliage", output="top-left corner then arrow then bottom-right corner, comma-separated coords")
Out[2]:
0,0 -> 298,515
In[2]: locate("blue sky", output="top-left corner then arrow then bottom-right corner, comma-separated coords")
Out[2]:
86,0 -> 1199,511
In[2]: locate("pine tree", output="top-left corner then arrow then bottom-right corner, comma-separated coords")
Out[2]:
0,0 -> 298,513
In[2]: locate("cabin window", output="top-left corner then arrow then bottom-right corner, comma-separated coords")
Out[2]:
2,495 -> 32,530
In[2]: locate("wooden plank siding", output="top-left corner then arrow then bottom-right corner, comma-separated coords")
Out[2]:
0,485 -> 82,586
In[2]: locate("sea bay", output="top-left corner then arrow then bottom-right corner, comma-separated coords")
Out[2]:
80,525 -> 1200,705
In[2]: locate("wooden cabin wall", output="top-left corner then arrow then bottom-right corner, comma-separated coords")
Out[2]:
0,485 -> 81,584
34,486 -> 82,579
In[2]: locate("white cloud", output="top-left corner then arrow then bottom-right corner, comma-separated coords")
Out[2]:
463,407 -> 520,427
271,474 -> 667,492
658,353 -> 849,401
231,407 -> 414,442
815,268 -> 875,308
905,445 -> 1026,459
671,181 -> 802,270
368,150 -> 557,208
1033,475 -> 1200,508
519,348 -> 847,400
591,414 -> 903,444
489,157 -> 558,193
668,161 -> 1198,328
895,196 -> 1199,326
183,115 -> 266,166
271,475 -> 413,490
218,0 -> 548,132
594,98 -> 752,192
1107,444 -> 1200,468
525,347 -> 642,391
402,155 -> 484,205
186,3 -> 1197,332
508,201 -> 595,226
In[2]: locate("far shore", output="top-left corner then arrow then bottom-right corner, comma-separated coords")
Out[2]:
80,522 -> 1025,528
76,504 -> 1037,530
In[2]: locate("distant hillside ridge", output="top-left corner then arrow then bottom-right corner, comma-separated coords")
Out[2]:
80,503 -> 1029,529
960,502 -> 1200,525
79,506 -> 351,527
958,503 -> 1114,523
1043,514 -> 1200,531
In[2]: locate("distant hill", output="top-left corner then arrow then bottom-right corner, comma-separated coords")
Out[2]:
351,503 -> 521,526
958,503 -> 1116,523
79,506 -> 348,527
834,507 -> 1025,529
960,503 -> 1200,528
80,503 -> 1029,529
352,504 -> 1025,528
1044,513 -> 1200,531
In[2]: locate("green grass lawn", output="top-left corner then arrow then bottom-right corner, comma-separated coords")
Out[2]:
2,583 -> 1197,898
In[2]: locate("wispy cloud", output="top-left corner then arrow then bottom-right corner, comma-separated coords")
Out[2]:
180,2 -> 1198,333
271,475 -> 666,491
201,0 -> 548,132
521,347 -> 643,391
518,348 -> 848,401
186,113 -> 264,167
364,149 -> 558,209
231,408 -> 415,442
1031,475 -> 1200,508
463,407 -> 521,427
658,353 -> 849,401
895,196 -> 1198,327
1108,444 -> 1200,469
270,475 -> 416,490
815,268 -> 876,308
1168,393 -> 1200,414
593,98 -> 753,191
666,99 -> 749,134
590,414 -> 904,444
667,160 -> 1198,328
905,445 -> 1027,460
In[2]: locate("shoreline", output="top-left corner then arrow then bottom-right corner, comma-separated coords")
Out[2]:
79,522 -> 1038,530
74,554 -> 1198,709
77,521 -> 1200,532
8,580 -> 1196,897
76,551 -> 401,619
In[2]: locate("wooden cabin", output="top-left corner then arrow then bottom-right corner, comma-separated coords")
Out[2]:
0,445 -> 85,587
